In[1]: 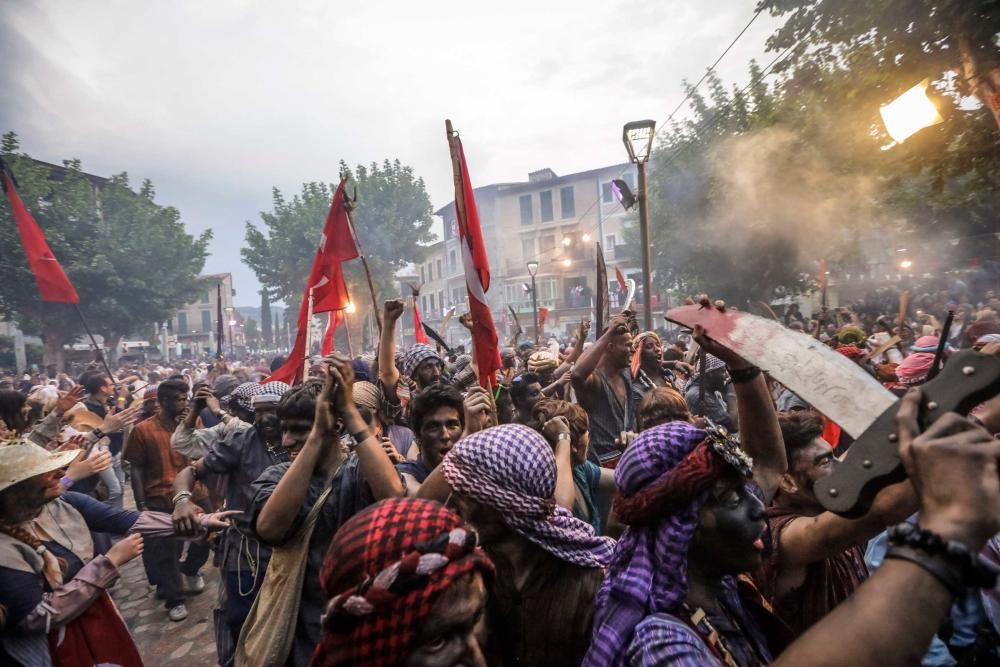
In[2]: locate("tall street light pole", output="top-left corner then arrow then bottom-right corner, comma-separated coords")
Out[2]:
526,260 -> 539,345
623,119 -> 656,331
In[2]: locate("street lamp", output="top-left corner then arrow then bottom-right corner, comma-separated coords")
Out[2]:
622,118 -> 656,330
526,260 -> 540,345
880,79 -> 943,144
561,258 -> 572,269
225,307 -> 235,358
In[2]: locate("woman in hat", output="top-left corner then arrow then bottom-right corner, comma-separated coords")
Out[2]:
0,440 -> 235,666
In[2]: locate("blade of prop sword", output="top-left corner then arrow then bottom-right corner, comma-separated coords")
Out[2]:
622,279 -> 637,312
665,304 -> 1000,517
595,242 -> 608,336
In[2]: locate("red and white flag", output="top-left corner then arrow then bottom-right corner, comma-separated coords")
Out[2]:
447,122 -> 501,388
1,162 -> 80,304
267,179 -> 357,384
412,298 -> 430,344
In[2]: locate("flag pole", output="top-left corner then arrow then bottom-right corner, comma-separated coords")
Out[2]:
216,283 -> 224,358
304,287 -> 315,378
73,304 -> 116,381
344,309 -> 354,357
342,185 -> 382,334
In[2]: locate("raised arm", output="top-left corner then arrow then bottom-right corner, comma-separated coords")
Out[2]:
693,323 -> 786,502
572,314 -> 627,404
379,300 -> 405,404
540,416 -> 576,511
326,354 -> 403,501
774,393 -> 1000,667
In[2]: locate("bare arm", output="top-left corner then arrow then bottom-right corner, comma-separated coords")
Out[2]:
540,417 -> 575,511
328,354 -> 404,501
694,323 -> 786,502
572,315 -> 627,404
379,300 -> 404,404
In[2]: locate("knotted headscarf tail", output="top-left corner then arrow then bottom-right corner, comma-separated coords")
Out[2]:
312,498 -> 493,667
630,331 -> 661,379
440,424 -> 615,568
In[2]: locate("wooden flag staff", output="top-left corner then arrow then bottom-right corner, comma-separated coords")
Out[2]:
342,182 -> 382,334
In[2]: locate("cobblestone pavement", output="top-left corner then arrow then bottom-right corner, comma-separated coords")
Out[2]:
110,489 -> 220,665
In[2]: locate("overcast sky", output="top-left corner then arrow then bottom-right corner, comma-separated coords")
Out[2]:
0,0 -> 780,306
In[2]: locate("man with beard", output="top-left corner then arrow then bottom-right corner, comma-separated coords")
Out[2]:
124,378 -> 209,622
171,381 -> 297,665
509,373 -> 544,425
683,352 -> 735,431
572,314 -> 638,466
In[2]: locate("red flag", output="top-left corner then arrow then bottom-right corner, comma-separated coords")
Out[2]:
1,167 -> 79,304
615,267 -> 627,294
321,310 -> 344,355
267,180 -> 357,384
412,300 -> 429,344
538,307 -> 550,331
447,123 -> 501,388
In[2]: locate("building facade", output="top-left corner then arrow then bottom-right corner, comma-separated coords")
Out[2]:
411,163 -> 640,345
169,273 -> 243,358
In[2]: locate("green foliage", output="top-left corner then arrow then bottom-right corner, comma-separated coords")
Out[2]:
0,132 -> 211,360
244,317 -> 259,348
242,159 -> 435,309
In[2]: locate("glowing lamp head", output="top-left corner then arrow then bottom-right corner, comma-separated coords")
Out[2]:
880,80 -> 943,144
900,259 -> 913,270
526,260 -> 539,276
561,237 -> 572,247
561,258 -> 572,269
345,302 -> 356,314
582,233 -> 591,242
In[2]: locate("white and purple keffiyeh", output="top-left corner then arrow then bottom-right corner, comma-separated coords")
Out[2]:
440,424 -> 614,569
401,344 -> 442,378
230,380 -> 291,411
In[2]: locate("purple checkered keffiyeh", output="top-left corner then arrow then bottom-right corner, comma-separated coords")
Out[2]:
440,424 -> 614,569
230,380 -> 291,411
401,343 -> 442,378
582,421 -> 709,667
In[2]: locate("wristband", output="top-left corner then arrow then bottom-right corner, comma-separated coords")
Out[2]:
888,523 -> 1000,593
556,432 -> 571,442
172,491 -> 193,506
728,366 -> 762,384
885,545 -> 966,599
91,427 -> 105,440
352,429 -> 372,443
59,475 -> 75,489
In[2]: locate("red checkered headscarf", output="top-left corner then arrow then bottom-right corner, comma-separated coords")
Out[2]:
312,498 -> 494,667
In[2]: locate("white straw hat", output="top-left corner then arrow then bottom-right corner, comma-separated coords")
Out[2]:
0,441 -> 79,493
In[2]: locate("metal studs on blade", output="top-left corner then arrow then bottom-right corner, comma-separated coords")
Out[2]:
927,402 -> 938,411
962,366 -> 975,376
888,433 -> 898,442
862,460 -> 873,469
827,488 -> 839,497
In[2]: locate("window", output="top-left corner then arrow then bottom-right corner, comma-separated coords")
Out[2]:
200,290 -> 210,304
540,190 -> 554,222
538,278 -> 558,302
522,238 -> 534,261
623,172 -> 635,189
420,266 -> 426,283
601,182 -> 614,203
560,186 -> 575,218
429,293 -> 436,312
605,234 -> 617,259
201,310 -> 212,332
449,249 -> 456,272
452,287 -> 464,307
540,235 -> 555,255
519,194 -> 533,225
439,291 -> 445,313
436,259 -> 443,280
178,312 -> 188,334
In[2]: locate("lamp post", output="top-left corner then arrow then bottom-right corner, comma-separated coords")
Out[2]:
622,119 -> 656,331
526,260 -> 539,345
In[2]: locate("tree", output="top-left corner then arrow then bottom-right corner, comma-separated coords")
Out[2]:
242,159 -> 435,335
244,317 -> 260,349
0,132 -> 211,368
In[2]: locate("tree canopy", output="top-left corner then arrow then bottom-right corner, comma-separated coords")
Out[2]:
243,159 -> 435,313
0,132 -> 211,366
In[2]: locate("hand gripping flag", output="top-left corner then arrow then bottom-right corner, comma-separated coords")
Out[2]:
1,161 -> 79,304
267,179 -> 358,384
446,122 -> 501,388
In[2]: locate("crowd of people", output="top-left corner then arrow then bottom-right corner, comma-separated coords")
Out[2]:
1,289 -> 999,666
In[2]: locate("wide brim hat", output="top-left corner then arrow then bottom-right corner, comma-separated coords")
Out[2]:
62,407 -> 103,432
0,441 -> 79,493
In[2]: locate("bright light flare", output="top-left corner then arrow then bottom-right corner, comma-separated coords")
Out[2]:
561,237 -> 572,247
880,80 -> 943,143
582,233 -> 591,242
561,258 -> 572,268
345,302 -> 356,313
900,259 -> 913,270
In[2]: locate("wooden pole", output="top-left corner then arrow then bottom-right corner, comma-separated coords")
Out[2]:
304,287 -> 315,378
342,189 -> 383,334
344,309 -> 355,357
73,304 -> 115,381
